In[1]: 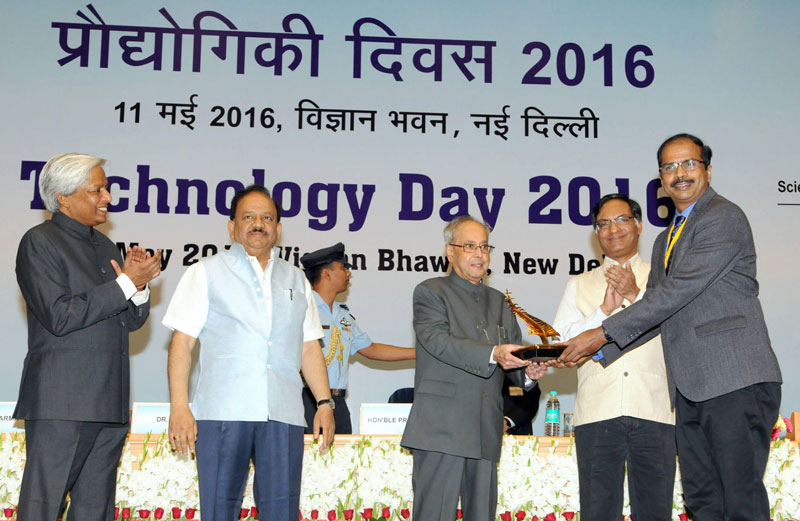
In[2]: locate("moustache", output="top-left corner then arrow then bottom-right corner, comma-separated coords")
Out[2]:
249,228 -> 267,234
671,177 -> 694,188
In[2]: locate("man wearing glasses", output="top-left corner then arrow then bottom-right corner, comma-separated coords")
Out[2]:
401,215 -> 547,521
559,134 -> 782,520
552,194 -> 675,521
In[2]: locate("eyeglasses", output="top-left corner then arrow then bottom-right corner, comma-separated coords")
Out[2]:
659,158 -> 705,175
595,215 -> 636,230
449,243 -> 495,253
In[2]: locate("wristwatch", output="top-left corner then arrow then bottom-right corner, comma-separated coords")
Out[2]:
602,326 -> 613,343
317,398 -> 336,410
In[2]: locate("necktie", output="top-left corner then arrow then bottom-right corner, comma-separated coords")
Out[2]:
664,214 -> 686,275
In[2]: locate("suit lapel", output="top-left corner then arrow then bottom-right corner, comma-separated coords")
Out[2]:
653,230 -> 669,281
666,186 -> 717,273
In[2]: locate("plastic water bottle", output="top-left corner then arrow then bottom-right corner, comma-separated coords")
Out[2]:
544,391 -> 560,436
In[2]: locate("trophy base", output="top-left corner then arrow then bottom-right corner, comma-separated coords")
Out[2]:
513,344 -> 566,362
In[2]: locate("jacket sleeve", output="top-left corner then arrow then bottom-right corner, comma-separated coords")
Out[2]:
603,199 -> 748,351
16,230 -> 130,337
412,281 -> 497,378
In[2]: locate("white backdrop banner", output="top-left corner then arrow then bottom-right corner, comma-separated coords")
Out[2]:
1,1 -> 798,434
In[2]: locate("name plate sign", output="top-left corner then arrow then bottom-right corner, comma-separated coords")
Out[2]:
0,402 -> 23,432
131,402 -> 172,434
359,403 -> 411,435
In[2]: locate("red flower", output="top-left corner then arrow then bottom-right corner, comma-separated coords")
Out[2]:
544,514 -> 556,521
328,510 -> 337,521
186,508 -> 196,519
239,508 -> 249,519
678,515 -> 688,521
311,510 -> 319,520
114,507 -> 120,520
122,507 -> 131,519
4,508 -> 16,519
139,509 -> 151,519
562,513 -> 575,520
154,508 -> 165,520
361,508 -> 373,520
532,517 -> 539,521
382,507 -> 391,519
400,508 -> 411,519
516,510 -> 526,520
457,509 -> 463,519
344,509 -> 355,520
251,507 -> 258,518
500,511 -> 512,521
172,507 -> 182,519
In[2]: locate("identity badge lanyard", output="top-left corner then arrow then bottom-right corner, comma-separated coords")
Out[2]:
664,217 -> 687,270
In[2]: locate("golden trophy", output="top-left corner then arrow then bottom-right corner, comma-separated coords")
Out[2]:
505,290 -> 566,361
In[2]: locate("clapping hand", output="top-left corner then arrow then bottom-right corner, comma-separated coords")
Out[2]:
111,246 -> 162,290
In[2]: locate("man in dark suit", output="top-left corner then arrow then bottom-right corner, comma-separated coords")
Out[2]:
559,134 -> 782,520
401,215 -> 546,521
502,377 -> 540,435
14,153 -> 162,521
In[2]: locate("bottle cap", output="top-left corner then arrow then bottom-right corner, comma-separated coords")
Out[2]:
549,391 -> 557,396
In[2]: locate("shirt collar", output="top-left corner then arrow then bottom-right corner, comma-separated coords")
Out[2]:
448,270 -> 485,295
52,211 -> 94,240
602,251 -> 640,268
676,200 -> 698,220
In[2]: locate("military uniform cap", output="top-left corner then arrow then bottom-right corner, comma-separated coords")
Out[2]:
300,242 -> 352,269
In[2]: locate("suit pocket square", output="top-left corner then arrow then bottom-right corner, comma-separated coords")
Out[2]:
695,315 -> 747,337
417,379 -> 456,398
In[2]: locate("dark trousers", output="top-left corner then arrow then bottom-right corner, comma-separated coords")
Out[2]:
574,416 -> 676,521
675,382 -> 781,521
18,419 -> 128,521
195,420 -> 304,521
411,450 -> 497,521
302,387 -> 351,434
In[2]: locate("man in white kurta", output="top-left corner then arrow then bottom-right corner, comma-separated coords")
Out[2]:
553,194 -> 675,521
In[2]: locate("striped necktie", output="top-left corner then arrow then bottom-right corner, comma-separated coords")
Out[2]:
664,214 -> 686,275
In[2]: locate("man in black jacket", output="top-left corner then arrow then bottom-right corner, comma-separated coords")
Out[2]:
14,153 -> 162,521
502,377 -> 540,435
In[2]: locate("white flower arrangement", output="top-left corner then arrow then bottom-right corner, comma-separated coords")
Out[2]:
0,434 -> 798,520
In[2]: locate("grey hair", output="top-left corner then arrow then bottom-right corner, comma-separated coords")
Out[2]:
443,215 -> 492,244
39,153 -> 106,213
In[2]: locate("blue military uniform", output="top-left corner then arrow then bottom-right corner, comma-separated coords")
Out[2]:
300,242 -> 373,434
303,291 -> 372,433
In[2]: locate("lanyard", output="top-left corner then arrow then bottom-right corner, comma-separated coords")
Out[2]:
663,217 -> 687,269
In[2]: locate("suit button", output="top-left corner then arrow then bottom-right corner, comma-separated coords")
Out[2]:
101,268 -> 107,274
624,371 -> 629,376
482,393 -> 487,398
121,321 -> 126,327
